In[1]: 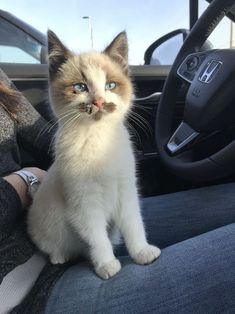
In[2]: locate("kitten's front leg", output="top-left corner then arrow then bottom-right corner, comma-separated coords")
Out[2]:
117,183 -> 161,265
68,207 -> 121,279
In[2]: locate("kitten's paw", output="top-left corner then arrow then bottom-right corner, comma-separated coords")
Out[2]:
95,259 -> 121,279
132,245 -> 161,265
50,254 -> 66,265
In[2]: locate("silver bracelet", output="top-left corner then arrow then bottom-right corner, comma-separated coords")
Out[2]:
13,170 -> 40,196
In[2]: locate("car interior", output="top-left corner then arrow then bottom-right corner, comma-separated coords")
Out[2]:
1,0 -> 235,199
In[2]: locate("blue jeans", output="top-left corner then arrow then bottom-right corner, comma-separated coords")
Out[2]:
45,183 -> 235,314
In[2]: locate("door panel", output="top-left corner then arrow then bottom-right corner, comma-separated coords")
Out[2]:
1,63 -> 53,121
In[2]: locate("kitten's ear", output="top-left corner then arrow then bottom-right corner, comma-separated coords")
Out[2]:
104,31 -> 128,74
47,30 -> 72,79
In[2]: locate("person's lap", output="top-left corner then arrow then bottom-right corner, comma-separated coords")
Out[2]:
45,183 -> 235,314
140,182 -> 235,249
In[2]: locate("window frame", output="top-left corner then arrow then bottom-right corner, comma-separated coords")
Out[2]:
0,9 -> 46,65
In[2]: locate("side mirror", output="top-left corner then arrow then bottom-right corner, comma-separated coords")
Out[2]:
40,45 -> 47,64
144,29 -> 189,65
144,29 -> 213,65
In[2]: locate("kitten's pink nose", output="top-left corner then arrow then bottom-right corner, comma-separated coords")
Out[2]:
93,98 -> 104,109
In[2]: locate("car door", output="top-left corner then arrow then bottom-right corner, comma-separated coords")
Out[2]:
0,10 -> 51,120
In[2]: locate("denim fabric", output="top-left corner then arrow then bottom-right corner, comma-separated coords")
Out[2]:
140,182 -> 235,248
45,183 -> 235,314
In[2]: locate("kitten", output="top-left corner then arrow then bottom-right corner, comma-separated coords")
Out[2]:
28,30 -> 161,279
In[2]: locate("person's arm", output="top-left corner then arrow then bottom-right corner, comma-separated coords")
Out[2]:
0,176 -> 22,242
3,167 -> 47,208
3,173 -> 30,208
0,167 -> 46,240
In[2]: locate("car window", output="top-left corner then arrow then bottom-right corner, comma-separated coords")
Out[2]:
0,17 -> 42,64
0,0 -> 189,66
199,0 -> 235,49
1,0 -> 234,66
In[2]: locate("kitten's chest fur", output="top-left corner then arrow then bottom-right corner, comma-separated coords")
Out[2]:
57,122 -> 133,176
54,121 -> 135,218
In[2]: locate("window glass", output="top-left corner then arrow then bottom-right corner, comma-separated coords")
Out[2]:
199,0 -> 235,49
0,46 -> 40,64
0,17 -> 42,64
1,0 -> 234,65
0,0 -> 189,65
150,33 -> 184,65
77,0 -> 189,65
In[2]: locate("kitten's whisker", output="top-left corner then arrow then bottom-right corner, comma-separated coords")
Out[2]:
129,111 -> 152,135
36,117 -> 58,142
47,133 -> 57,154
57,110 -> 79,121
46,122 -> 58,134
128,115 -> 150,137
62,112 -> 82,130
128,115 -> 148,139
130,110 -> 152,128
62,115 -> 78,129
46,114 -> 74,153
126,122 -> 142,146
65,117 -> 80,129
56,110 -> 80,127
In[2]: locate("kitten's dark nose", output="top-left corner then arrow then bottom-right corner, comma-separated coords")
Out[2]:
93,97 -> 104,109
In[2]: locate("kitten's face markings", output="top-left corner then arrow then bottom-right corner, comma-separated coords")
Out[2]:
48,30 -> 132,124
71,76 -> 118,119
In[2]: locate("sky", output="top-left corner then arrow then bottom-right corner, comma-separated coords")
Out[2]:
1,0 -> 234,64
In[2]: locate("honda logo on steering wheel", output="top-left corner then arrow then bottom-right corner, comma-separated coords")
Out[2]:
198,60 -> 222,83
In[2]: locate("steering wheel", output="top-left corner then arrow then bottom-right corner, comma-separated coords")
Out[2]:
156,0 -> 235,181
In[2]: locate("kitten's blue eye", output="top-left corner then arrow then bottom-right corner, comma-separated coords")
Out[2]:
105,82 -> 116,90
73,83 -> 88,93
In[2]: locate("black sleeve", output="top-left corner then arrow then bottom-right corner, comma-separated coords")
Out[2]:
0,177 -> 36,286
17,113 -> 55,169
16,95 -> 54,153
0,177 -> 23,242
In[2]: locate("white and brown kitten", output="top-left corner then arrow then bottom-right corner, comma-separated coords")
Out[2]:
28,30 -> 161,279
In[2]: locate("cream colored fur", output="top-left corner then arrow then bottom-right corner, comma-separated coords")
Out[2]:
28,31 -> 160,279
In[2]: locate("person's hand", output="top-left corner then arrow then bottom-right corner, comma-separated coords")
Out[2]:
3,167 -> 47,208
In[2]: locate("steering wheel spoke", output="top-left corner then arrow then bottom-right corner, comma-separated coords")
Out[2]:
177,52 -> 209,83
167,121 -> 200,155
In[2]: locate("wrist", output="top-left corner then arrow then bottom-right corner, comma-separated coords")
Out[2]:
3,173 -> 31,208
13,169 -> 40,197
3,168 -> 46,208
